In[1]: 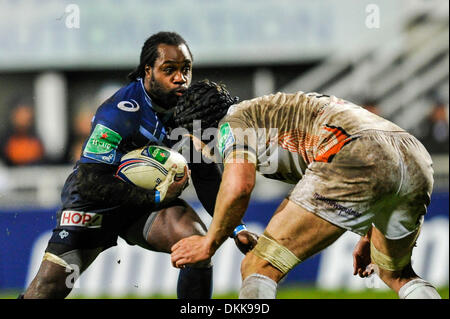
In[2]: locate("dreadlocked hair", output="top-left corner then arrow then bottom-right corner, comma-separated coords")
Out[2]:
172,79 -> 239,133
127,31 -> 193,82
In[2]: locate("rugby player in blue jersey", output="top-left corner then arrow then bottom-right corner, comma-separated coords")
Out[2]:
21,32 -> 257,299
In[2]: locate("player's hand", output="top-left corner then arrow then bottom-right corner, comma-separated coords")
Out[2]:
170,235 -> 214,268
234,230 -> 259,255
352,235 -> 374,278
158,165 -> 189,203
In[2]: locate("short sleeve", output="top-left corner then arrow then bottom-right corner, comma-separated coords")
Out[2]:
217,121 -> 257,164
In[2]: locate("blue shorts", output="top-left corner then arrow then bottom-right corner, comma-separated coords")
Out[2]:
46,198 -> 185,256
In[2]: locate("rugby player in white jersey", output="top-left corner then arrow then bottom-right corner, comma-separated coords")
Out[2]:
170,80 -> 441,299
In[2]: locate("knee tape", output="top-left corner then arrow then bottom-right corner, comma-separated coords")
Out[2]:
370,241 -> 412,271
42,252 -> 73,270
252,231 -> 301,274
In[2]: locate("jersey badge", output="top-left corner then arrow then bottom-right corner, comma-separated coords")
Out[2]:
83,124 -> 122,164
218,122 -> 235,159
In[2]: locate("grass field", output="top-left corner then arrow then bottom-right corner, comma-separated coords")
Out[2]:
2,286 -> 448,299
217,286 -> 450,299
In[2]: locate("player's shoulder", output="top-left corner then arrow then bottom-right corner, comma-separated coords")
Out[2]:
96,80 -> 145,117
222,92 -> 290,122
90,81 -> 148,136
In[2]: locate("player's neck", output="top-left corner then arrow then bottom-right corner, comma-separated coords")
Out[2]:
151,100 -> 175,114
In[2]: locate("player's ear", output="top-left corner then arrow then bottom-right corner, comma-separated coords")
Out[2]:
144,65 -> 152,79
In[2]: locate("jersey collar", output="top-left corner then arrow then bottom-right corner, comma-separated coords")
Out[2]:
139,78 -> 153,109
139,78 -> 175,116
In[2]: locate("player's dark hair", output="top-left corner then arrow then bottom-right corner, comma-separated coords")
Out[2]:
128,31 -> 193,81
171,79 -> 239,133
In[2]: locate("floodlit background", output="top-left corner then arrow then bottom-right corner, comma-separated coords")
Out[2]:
0,0 -> 448,298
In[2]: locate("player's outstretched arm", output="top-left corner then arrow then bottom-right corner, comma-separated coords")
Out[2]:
171,160 -> 256,268
207,160 -> 256,250
189,145 -> 259,254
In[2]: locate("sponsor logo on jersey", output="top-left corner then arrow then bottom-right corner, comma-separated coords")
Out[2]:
117,100 -> 140,112
60,210 -> 103,228
83,124 -> 122,164
218,122 -> 235,158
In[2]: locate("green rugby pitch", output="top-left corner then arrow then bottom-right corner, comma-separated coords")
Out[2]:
1,286 -> 448,299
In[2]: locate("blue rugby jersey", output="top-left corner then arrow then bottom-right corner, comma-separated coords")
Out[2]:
58,78 -> 221,217
80,78 -> 172,165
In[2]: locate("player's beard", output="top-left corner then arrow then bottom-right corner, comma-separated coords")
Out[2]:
148,76 -> 179,110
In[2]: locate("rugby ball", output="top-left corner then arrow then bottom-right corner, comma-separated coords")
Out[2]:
115,145 -> 187,190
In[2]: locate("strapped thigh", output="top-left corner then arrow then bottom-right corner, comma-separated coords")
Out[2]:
370,241 -> 413,271
370,224 -> 422,271
252,231 -> 301,275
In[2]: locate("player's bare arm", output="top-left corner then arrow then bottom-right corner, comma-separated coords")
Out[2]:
208,161 -> 256,249
171,160 -> 256,268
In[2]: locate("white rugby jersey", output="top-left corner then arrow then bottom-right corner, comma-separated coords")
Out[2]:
217,91 -> 404,183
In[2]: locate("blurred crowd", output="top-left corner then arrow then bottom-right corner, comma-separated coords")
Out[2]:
419,96 -> 449,154
0,95 -> 96,167
363,95 -> 449,154
361,96 -> 449,154
0,97 -> 45,166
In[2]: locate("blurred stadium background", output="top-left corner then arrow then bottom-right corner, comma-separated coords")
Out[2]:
0,0 -> 448,299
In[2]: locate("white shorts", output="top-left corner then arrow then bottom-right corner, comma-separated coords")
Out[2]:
289,130 -> 433,239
